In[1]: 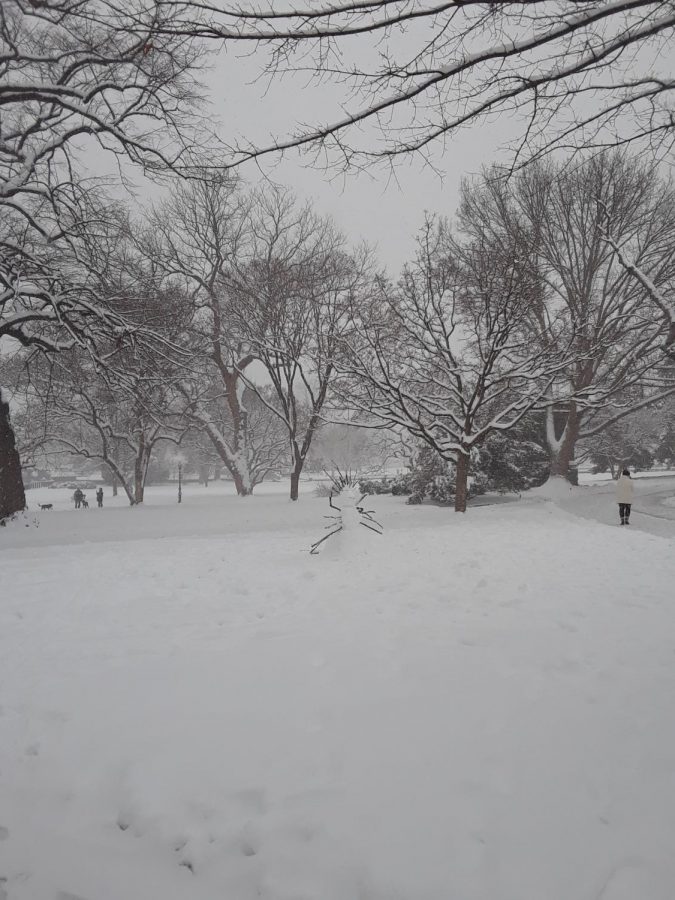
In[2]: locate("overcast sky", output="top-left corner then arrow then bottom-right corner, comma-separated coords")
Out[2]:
82,36 -> 519,279
207,44 -> 517,274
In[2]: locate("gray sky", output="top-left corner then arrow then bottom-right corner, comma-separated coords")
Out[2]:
84,39 -> 517,278
207,45 -> 514,273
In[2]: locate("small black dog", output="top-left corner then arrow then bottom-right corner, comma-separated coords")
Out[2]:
81,499 -> 89,509
39,503 -> 53,511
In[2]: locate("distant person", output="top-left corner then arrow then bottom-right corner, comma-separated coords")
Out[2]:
96,487 -> 104,508
73,488 -> 84,509
615,469 -> 634,525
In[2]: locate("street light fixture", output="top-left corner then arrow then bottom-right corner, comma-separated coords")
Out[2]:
171,451 -> 187,504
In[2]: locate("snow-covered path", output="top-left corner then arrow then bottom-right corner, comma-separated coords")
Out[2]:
553,476 -> 675,540
1,491 -> 674,899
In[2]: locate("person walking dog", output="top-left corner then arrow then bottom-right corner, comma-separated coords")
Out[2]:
615,469 -> 634,525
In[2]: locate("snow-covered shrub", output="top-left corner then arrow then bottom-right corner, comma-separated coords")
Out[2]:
390,473 -> 413,496
472,429 -> 549,493
429,474 -> 454,503
358,478 -> 391,495
406,446 -> 452,504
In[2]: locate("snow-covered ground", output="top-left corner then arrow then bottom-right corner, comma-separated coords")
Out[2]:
1,480 -> 674,900
554,475 -> 675,540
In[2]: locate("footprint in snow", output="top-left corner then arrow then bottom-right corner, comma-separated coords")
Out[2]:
240,839 -> 259,857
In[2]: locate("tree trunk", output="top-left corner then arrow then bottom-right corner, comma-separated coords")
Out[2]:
547,403 -> 580,482
112,475 -> 118,497
133,443 -> 152,504
233,470 -> 253,496
224,372 -> 253,496
290,469 -> 301,501
133,458 -> 144,503
0,390 -> 26,522
454,453 -> 469,513
549,427 -> 579,479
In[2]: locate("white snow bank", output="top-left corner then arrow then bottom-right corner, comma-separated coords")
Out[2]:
1,499 -> 674,900
527,475 -> 577,500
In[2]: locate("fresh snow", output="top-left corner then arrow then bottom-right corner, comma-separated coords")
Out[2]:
1,480 -> 674,900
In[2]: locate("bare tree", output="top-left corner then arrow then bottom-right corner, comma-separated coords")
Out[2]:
182,382 -> 289,493
168,1 -> 675,172
461,152 -> 675,479
230,188 -> 369,500
598,208 -> 675,355
1,0 -> 207,227
149,178 -> 293,494
27,356 -> 182,505
0,192 -> 125,518
338,215 -> 570,512
0,0 -> 212,518
17,268 -> 191,505
579,400 -> 673,477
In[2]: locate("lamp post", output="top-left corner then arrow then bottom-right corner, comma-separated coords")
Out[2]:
171,450 -> 187,504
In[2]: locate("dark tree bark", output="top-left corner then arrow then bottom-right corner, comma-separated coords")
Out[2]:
549,436 -> 578,479
0,390 -> 26,522
133,439 -> 146,505
454,453 -> 469,513
290,469 -> 301,502
232,471 -> 253,496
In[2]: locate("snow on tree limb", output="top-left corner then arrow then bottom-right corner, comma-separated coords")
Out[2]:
155,0 -> 675,172
597,202 -> 675,355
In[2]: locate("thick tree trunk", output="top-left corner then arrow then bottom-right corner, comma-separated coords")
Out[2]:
225,372 -> 253,496
290,469 -> 301,502
0,390 -> 26,522
233,470 -> 253,496
547,403 -> 580,482
454,453 -> 469,513
133,443 -> 152,505
549,426 -> 579,480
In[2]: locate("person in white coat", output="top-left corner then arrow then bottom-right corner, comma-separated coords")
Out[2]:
615,469 -> 634,525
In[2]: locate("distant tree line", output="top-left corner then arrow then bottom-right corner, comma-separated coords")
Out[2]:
2,150 -> 674,518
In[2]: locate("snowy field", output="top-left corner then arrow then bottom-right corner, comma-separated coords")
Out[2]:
1,479 -> 674,900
